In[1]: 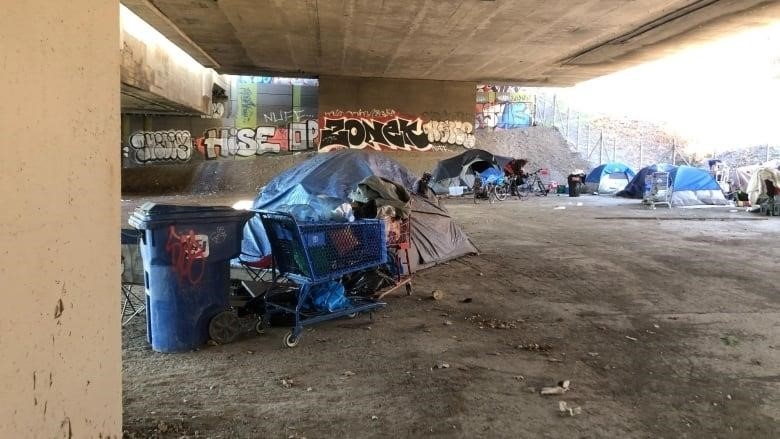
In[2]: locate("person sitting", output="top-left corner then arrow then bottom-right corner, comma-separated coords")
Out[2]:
504,159 -> 528,195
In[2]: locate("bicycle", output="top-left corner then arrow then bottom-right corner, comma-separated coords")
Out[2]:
473,175 -> 509,204
516,169 -> 550,198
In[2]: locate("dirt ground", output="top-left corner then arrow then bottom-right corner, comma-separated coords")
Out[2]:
122,194 -> 779,439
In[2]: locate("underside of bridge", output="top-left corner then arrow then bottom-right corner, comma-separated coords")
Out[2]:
122,0 -> 780,85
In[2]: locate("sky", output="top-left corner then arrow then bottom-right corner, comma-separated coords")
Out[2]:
556,22 -> 780,154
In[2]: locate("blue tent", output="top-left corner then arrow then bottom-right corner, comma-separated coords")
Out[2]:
584,162 -> 636,194
617,164 -> 727,206
240,149 -> 478,271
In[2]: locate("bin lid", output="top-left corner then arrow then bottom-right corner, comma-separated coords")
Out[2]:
128,202 -> 254,230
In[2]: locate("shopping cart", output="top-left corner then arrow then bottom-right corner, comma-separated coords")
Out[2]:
643,172 -> 672,209
254,211 -> 387,347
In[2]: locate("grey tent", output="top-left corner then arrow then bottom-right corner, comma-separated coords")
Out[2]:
429,149 -> 513,194
241,149 -> 478,272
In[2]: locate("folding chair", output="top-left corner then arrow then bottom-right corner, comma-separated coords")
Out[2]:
121,229 -> 146,326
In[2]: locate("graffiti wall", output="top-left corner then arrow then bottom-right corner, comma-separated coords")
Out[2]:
319,110 -> 475,152
475,85 -> 534,129
122,76 -> 320,167
195,121 -> 319,158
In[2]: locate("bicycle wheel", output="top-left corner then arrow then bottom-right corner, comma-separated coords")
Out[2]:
537,179 -> 549,196
495,184 -> 508,201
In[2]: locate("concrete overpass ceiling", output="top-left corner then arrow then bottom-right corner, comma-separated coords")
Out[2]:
122,0 -> 780,85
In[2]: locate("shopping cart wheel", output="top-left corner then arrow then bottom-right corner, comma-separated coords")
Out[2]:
254,318 -> 266,335
405,283 -> 413,295
283,331 -> 300,348
209,311 -> 240,344
347,312 -> 358,319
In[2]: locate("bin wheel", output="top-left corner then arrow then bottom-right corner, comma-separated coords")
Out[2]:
283,332 -> 300,348
209,311 -> 240,345
347,312 -> 358,319
254,318 -> 266,335
368,312 -> 375,322
405,283 -> 413,296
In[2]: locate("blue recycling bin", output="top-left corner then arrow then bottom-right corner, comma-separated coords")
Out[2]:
128,202 -> 253,353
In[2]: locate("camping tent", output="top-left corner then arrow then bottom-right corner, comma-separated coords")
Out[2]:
584,162 -> 636,194
429,149 -> 513,194
240,149 -> 478,272
616,164 -> 728,206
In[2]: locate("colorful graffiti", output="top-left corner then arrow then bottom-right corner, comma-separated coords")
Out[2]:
475,84 -> 534,129
124,130 -> 193,164
165,226 -> 208,286
319,114 -> 475,151
196,121 -> 319,159
475,102 -> 532,129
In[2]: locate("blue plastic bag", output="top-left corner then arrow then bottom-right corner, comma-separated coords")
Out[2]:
306,281 -> 351,312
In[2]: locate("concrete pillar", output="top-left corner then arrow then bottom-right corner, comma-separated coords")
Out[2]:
0,1 -> 121,437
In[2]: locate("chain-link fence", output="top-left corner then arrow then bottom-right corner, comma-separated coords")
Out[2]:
533,93 -> 693,171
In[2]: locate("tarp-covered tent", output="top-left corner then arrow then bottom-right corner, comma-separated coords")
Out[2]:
745,165 -> 780,206
584,162 -> 636,194
617,164 -> 728,206
241,149 -> 478,272
429,149 -> 513,194
734,160 -> 780,192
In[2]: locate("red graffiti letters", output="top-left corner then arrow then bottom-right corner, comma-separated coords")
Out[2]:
165,226 -> 209,286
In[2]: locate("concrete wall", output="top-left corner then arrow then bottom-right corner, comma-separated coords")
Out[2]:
121,5 -> 213,114
318,76 -> 477,151
0,1 -> 121,437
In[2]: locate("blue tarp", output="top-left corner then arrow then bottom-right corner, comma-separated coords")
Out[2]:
240,149 -> 478,271
617,164 -> 721,199
585,162 -> 636,184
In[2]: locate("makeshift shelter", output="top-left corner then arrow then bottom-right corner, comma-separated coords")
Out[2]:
617,164 -> 728,206
745,165 -> 780,206
584,162 -> 636,194
429,149 -> 513,194
241,149 -> 478,272
734,160 -> 780,192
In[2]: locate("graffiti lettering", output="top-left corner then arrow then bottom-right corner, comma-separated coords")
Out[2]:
201,102 -> 226,119
422,110 -> 470,121
475,102 -> 532,129
319,116 -> 475,151
322,108 -> 398,119
262,109 -> 316,123
198,121 -> 319,159
124,130 -> 192,164
165,226 -> 208,286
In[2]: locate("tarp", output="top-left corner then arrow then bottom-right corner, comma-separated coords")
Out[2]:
734,160 -> 780,192
617,164 -> 728,206
240,149 -> 478,272
745,166 -> 780,205
584,162 -> 635,194
430,149 -> 513,193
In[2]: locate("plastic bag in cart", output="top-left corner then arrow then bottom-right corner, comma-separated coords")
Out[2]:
306,281 -> 351,312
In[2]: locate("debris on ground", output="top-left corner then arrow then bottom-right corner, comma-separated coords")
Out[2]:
342,371 -> 355,378
625,335 -> 638,342
371,415 -> 379,421
433,362 -> 450,370
540,380 -> 571,395
444,320 -> 453,326
516,342 -> 553,352
461,298 -> 473,303
558,401 -> 583,417
466,313 -> 517,329
431,289 -> 445,300
721,335 -> 739,346
281,378 -> 294,388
